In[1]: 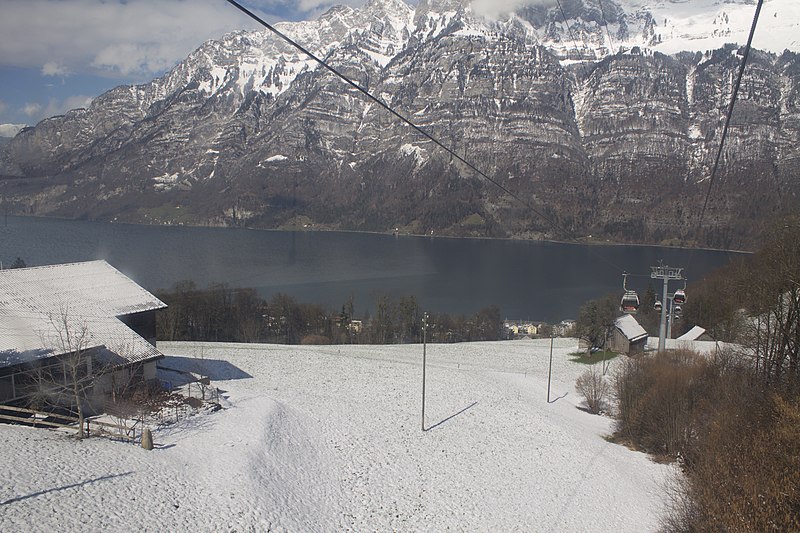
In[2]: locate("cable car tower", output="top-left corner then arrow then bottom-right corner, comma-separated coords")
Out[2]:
651,263 -> 686,351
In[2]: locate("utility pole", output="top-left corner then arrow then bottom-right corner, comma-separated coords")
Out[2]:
547,334 -> 554,403
421,312 -> 428,432
651,264 -> 684,352
667,297 -> 674,340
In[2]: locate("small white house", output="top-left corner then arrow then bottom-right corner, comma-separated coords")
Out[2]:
0,260 -> 166,409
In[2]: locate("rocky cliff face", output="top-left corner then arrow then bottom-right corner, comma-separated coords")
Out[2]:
2,0 -> 798,249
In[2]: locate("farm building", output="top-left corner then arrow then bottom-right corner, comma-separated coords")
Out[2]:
0,260 -> 166,411
676,325 -> 715,342
609,314 -> 648,355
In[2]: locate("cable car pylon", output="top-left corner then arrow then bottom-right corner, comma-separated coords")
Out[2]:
650,263 -> 686,351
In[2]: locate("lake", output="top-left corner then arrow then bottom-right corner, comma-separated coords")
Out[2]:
0,216 -> 743,321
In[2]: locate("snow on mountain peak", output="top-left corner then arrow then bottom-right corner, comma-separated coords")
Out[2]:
145,0 -> 799,111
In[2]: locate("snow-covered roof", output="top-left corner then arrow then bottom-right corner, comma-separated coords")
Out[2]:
615,314 -> 648,342
646,337 -> 725,355
0,260 -> 165,368
676,326 -> 707,341
0,260 -> 165,317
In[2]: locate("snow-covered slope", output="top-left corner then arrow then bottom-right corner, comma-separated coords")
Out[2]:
0,340 -> 672,531
624,0 -> 799,54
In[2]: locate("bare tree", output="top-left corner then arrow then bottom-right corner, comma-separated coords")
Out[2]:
575,296 -> 618,355
576,366 -> 611,414
31,307 -> 101,438
739,219 -> 800,388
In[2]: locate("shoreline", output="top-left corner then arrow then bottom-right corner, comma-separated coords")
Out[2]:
3,213 -> 753,255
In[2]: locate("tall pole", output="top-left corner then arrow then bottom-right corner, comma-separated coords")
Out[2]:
659,276 -> 669,351
547,334 -> 554,403
667,297 -> 674,340
421,312 -> 427,432
651,264 -> 684,352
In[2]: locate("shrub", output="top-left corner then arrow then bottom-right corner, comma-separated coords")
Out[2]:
575,366 -> 611,414
613,349 -> 708,457
665,391 -> 800,532
613,347 -> 800,531
300,334 -> 331,345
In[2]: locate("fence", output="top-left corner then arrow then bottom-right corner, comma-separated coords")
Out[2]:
0,404 -> 139,442
1,378 -> 221,439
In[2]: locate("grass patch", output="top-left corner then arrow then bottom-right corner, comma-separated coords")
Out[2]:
461,213 -> 485,227
569,350 -> 618,365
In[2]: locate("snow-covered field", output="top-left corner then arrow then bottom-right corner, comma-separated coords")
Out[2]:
1,339 -> 672,532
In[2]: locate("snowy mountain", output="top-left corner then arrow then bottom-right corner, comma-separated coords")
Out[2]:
1,0 -> 799,249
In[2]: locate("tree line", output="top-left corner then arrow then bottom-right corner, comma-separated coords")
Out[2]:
155,282 -> 502,345
593,215 -> 800,532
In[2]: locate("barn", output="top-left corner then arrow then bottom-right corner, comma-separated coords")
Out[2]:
0,260 -> 166,412
609,314 -> 648,355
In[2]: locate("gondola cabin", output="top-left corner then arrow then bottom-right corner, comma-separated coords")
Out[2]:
673,289 -> 686,305
620,290 -> 640,314
654,300 -> 663,312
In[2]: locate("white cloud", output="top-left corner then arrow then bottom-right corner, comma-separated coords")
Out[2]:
0,1 -> 383,79
296,0 -> 362,11
41,62 -> 71,77
20,95 -> 94,123
61,95 -> 95,112
23,103 -> 42,117
91,43 -> 177,77
0,124 -> 27,137
0,0 -> 268,78
248,0 -> 364,14
471,0 -> 555,20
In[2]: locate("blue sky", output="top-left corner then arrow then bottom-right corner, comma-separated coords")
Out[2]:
0,0 -> 795,135
0,0 -> 367,132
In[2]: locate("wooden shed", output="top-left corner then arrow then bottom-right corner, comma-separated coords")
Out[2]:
609,314 -> 648,355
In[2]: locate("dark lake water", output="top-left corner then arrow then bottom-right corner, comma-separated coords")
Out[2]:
0,216 -> 744,322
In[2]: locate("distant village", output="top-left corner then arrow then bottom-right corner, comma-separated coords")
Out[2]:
502,319 -> 575,339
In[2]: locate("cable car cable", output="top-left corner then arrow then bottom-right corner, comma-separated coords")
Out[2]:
222,0 -> 634,276
554,0 -> 595,80
224,0 -> 560,231
596,0 -> 618,56
687,0 -> 764,272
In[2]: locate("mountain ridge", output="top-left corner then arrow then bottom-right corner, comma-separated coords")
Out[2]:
1,0 -> 798,249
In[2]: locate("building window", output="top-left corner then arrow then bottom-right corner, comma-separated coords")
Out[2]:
0,375 -> 15,402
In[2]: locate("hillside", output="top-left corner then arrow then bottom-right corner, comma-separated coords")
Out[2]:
2,0 -> 798,248
0,339 -> 671,531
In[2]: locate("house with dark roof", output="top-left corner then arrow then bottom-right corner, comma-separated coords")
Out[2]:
0,260 -> 166,409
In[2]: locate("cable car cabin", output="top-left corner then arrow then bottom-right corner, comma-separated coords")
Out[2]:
673,289 -> 686,305
654,300 -> 663,312
674,305 -> 682,315
620,291 -> 640,314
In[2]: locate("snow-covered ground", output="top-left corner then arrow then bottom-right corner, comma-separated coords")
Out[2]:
0,339 -> 672,532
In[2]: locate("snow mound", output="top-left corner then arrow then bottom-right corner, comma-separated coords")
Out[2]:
0,340 -> 672,531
